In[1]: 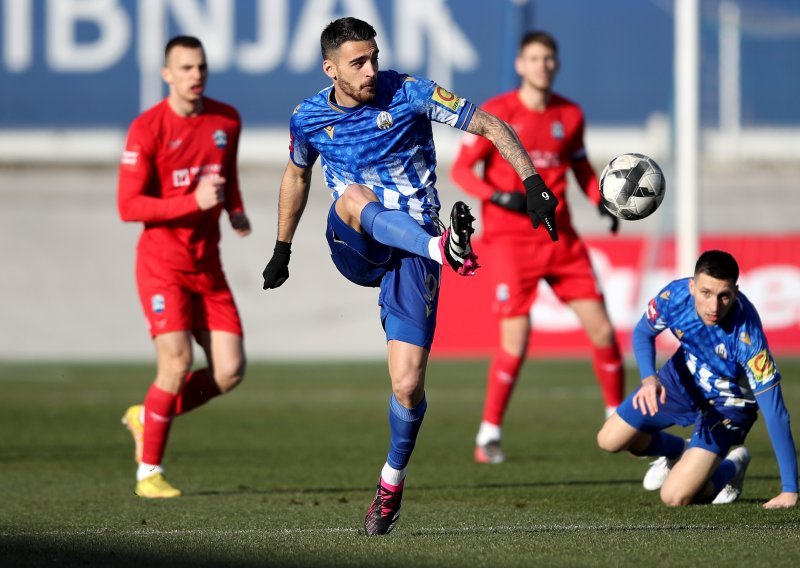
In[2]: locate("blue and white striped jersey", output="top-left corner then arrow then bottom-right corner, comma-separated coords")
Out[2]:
288,70 -> 476,228
645,277 -> 781,422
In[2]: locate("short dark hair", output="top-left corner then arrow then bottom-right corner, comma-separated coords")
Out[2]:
519,31 -> 558,54
694,250 -> 739,283
320,17 -> 377,59
164,35 -> 204,64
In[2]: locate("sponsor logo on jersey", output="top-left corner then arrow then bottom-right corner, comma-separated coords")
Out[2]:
376,111 -> 393,130
646,298 -> 659,323
431,85 -> 461,112
747,349 -> 776,383
151,294 -> 165,314
121,149 -> 138,166
497,283 -> 510,303
551,121 -> 564,139
172,168 -> 191,187
740,331 -> 751,345
213,129 -> 227,148
660,291 -> 671,300
324,125 -> 335,140
715,343 -> 728,359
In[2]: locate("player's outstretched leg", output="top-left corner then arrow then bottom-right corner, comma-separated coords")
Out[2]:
439,201 -> 479,276
712,446 -> 751,504
122,404 -> 144,463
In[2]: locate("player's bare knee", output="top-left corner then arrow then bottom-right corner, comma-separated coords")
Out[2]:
660,487 -> 693,507
597,428 -> 624,453
214,359 -> 246,393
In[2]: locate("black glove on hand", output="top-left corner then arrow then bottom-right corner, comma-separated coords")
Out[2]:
524,174 -> 559,241
489,190 -> 527,213
598,201 -> 619,234
262,240 -> 291,289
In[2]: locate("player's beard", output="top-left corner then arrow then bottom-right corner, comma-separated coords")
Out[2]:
337,77 -> 376,104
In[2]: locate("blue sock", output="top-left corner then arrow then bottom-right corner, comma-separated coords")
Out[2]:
386,394 -> 427,469
710,458 -> 737,494
642,431 -> 686,459
360,202 -> 433,259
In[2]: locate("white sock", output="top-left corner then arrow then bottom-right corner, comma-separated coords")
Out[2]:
380,462 -> 406,487
428,237 -> 443,264
137,462 -> 163,481
605,406 -> 617,419
476,421 -> 502,446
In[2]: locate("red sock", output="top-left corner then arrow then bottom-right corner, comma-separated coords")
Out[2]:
482,350 -> 524,426
142,385 -> 177,466
174,369 -> 221,416
592,343 -> 625,407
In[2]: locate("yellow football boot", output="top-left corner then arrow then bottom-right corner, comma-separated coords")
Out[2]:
135,473 -> 182,499
121,404 -> 144,463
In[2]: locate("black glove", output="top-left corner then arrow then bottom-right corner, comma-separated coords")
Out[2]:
524,174 -> 559,241
598,201 -> 619,234
489,190 -> 527,213
262,240 -> 291,289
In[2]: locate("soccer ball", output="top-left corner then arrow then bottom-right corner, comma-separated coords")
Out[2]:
599,153 -> 665,220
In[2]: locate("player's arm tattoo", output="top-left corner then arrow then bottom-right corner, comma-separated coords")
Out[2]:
466,108 -> 537,180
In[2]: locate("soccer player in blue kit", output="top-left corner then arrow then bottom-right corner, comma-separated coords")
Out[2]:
261,17 -> 559,535
597,250 -> 797,509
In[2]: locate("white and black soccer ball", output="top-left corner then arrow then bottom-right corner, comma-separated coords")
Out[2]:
599,153 -> 665,220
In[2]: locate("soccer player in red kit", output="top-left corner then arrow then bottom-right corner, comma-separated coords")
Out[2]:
117,36 -> 251,497
451,31 -> 624,464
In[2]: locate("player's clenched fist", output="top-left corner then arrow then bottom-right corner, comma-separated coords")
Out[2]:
262,240 -> 291,289
523,174 -> 559,241
195,175 -> 226,210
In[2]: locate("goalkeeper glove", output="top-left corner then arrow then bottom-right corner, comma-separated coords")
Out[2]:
489,190 -> 527,213
524,174 -> 559,241
262,240 -> 291,289
598,201 -> 619,234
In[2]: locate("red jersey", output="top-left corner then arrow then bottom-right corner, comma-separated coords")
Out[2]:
451,91 -> 600,242
118,97 -> 244,272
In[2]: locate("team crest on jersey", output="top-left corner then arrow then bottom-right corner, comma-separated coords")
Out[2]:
376,111 -> 393,130
747,349 -> 776,383
715,343 -> 728,359
213,130 -> 227,148
431,85 -> 461,112
151,294 -> 166,314
551,121 -> 565,139
740,331 -> 751,345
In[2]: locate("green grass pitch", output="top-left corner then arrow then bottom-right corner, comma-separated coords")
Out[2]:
1,359 -> 799,567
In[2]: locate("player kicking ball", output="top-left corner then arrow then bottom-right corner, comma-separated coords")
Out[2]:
597,250 -> 797,508
261,17 -> 559,536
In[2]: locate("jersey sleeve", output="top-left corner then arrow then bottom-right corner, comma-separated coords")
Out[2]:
569,112 -> 601,205
756,384 -> 799,493
737,320 -> 781,395
643,285 -> 673,333
224,116 -> 244,214
117,118 -> 199,222
402,75 -> 476,131
288,105 -> 318,169
450,131 -> 496,200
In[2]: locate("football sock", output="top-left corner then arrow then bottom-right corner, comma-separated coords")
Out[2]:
360,202 -> 435,260
481,349 -> 524,427
641,431 -> 687,459
710,458 -> 738,494
380,462 -> 406,490
592,343 -> 625,408
174,368 -> 221,416
386,394 -> 427,470
476,421 -> 502,447
141,384 -> 177,466
137,463 -> 164,481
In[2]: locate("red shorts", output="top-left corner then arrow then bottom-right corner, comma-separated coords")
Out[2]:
485,235 -> 603,318
136,254 -> 243,338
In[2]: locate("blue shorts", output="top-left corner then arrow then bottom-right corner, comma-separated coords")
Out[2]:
617,357 -> 751,456
326,203 -> 441,349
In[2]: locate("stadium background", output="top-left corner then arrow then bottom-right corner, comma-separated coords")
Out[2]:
1,0 -> 799,360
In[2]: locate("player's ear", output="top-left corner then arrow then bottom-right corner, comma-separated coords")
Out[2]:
322,59 -> 337,81
161,66 -> 171,84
